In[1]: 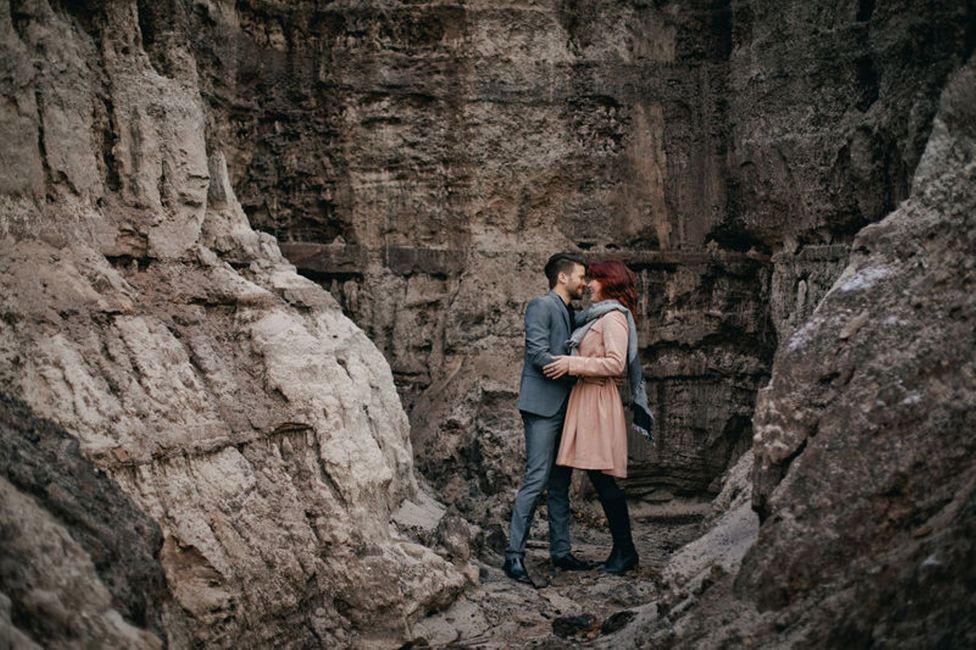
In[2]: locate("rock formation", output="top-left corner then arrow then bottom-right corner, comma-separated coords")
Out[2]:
2,0 -> 974,647
604,58 -> 976,650
166,0 -> 971,526
737,59 -> 976,647
0,395 -> 177,648
184,0 -> 771,514
1,1 -> 465,646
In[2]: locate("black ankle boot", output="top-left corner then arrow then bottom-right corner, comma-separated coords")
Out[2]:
602,544 -> 638,574
599,497 -> 639,575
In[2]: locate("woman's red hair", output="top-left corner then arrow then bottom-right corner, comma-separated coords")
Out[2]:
588,260 -> 638,324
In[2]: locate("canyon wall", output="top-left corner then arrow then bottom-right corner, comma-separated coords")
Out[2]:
172,0 -> 972,527
739,59 -> 976,646
1,0 -> 973,647
611,58 -> 976,649
0,1 -> 465,646
182,0 -> 769,523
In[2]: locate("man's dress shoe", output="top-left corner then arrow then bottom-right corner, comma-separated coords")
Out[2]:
503,555 -> 535,586
551,553 -> 595,571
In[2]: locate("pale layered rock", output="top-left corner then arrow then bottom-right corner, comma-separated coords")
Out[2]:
0,1 -> 465,646
664,453 -> 758,593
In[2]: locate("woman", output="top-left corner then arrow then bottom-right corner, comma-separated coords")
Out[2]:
542,259 -> 653,575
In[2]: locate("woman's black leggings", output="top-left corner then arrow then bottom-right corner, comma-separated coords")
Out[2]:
586,470 -> 624,502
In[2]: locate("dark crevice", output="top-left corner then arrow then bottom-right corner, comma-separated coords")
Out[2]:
854,55 -> 880,112
32,89 -> 56,199
135,0 -> 185,79
105,255 -> 153,271
100,98 -> 122,192
705,226 -> 772,255
711,0 -> 733,61
555,0 -> 602,56
883,139 -> 910,215
296,268 -> 363,284
137,0 -> 157,48
857,0 -> 876,23
52,0 -> 99,33
158,160 -> 172,209
9,0 -> 31,42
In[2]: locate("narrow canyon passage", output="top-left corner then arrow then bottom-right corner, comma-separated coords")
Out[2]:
1,1 -> 974,648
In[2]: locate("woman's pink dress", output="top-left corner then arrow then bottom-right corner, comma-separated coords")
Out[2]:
556,311 -> 629,478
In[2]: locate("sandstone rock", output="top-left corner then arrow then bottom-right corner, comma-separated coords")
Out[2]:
596,7 -> 974,647
737,60 -> 976,646
638,59 -> 976,650
0,395 -> 181,647
2,0 -> 974,646
663,453 -> 758,594
180,0 -> 772,506
0,1 -> 465,646
173,0 -> 969,518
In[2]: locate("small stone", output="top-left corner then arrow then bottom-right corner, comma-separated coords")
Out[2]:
839,310 -> 870,339
552,614 -> 600,638
600,610 -> 637,635
646,489 -> 675,503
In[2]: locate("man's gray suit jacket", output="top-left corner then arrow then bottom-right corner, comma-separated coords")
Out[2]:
516,290 -> 576,417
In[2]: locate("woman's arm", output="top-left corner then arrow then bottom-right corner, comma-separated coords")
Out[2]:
566,312 -> 627,377
543,312 -> 628,379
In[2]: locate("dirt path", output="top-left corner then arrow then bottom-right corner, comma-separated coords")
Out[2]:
411,498 -> 712,648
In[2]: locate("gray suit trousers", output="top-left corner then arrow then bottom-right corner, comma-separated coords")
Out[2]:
506,406 -> 573,559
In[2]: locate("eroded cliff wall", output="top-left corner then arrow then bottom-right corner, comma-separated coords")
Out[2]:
739,60 -> 976,645
175,0 -> 767,522
168,0 -> 972,526
2,0 -> 973,646
0,1 -> 465,646
620,59 -> 976,649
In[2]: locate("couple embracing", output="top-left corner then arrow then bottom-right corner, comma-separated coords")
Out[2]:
503,253 -> 655,586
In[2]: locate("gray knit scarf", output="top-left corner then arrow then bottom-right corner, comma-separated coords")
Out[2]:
567,300 -> 655,443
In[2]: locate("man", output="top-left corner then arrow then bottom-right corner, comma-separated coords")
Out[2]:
503,252 -> 592,585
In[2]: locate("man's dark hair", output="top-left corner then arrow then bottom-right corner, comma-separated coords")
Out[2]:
544,252 -> 587,289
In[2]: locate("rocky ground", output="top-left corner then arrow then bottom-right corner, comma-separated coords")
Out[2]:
412,497 -> 715,648
402,453 -> 758,649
